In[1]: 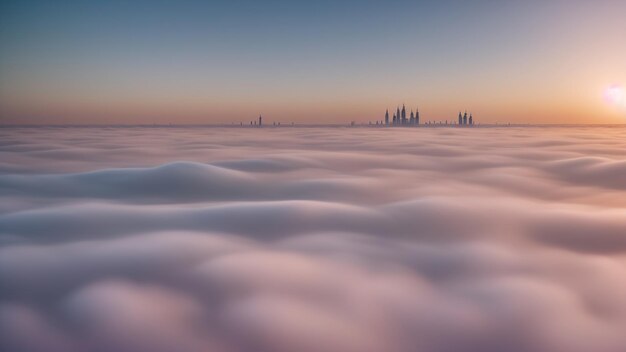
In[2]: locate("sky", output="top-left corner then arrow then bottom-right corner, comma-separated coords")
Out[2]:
1,0 -> 626,124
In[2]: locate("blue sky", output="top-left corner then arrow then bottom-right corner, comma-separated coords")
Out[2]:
1,0 -> 625,123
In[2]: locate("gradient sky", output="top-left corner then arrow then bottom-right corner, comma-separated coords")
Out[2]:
1,0 -> 625,124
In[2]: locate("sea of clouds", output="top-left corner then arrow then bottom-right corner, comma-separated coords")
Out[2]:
1,126 -> 626,352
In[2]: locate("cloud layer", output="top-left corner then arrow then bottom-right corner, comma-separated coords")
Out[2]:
1,126 -> 626,352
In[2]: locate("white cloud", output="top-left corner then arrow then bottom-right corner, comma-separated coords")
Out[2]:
1,126 -> 626,352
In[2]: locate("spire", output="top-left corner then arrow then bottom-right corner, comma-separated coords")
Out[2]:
396,107 -> 401,126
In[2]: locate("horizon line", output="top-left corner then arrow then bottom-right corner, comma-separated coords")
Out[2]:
2,123 -> 626,128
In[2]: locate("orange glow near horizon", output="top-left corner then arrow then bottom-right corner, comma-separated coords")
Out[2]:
1,1 -> 626,125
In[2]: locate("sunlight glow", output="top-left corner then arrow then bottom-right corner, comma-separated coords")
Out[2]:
605,85 -> 625,107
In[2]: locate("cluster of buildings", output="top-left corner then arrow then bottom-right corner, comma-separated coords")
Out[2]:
383,105 -> 475,126
245,108 -> 477,127
457,111 -> 474,125
385,105 -> 421,125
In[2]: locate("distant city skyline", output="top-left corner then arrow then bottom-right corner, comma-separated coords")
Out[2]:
1,0 -> 626,125
214,106 -> 475,127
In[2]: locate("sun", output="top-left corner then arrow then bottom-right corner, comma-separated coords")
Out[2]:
604,84 -> 625,107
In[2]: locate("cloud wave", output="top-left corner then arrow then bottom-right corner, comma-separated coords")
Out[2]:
1,126 -> 626,352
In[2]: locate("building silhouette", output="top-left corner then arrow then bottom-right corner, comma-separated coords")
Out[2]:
395,107 -> 400,125
381,106 -> 475,127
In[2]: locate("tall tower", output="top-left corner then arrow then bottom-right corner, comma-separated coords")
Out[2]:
393,113 -> 397,125
401,105 -> 406,125
416,107 -> 420,125
385,109 -> 389,125
410,111 -> 415,124
259,114 -> 262,126
469,113 -> 473,125
463,111 -> 468,125
396,107 -> 401,125
458,112 -> 462,125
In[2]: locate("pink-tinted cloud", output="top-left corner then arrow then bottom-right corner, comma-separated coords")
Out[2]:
1,126 -> 626,352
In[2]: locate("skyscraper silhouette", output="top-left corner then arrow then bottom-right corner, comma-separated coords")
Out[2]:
380,104 -> 473,127
259,114 -> 262,126
396,107 -> 401,125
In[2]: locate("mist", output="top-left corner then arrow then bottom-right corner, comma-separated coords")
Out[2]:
1,126 -> 626,352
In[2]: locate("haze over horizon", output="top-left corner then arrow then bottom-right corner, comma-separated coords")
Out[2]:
1,0 -> 626,125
